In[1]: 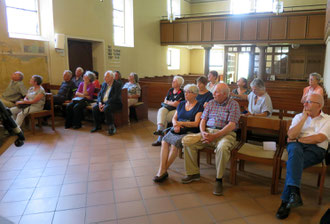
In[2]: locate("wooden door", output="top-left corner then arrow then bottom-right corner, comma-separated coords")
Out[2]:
68,39 -> 93,75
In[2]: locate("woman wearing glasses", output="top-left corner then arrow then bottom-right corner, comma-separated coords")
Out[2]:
301,72 -> 324,103
153,84 -> 203,183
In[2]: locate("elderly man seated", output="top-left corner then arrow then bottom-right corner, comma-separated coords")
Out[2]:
276,93 -> 330,220
0,71 -> 27,108
181,83 -> 241,196
73,67 -> 84,88
90,71 -> 122,135
53,70 -> 76,105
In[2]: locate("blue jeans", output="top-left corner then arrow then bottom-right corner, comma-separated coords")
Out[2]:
281,142 -> 325,202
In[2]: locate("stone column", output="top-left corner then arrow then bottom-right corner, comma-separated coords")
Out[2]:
202,45 -> 213,76
257,46 -> 267,80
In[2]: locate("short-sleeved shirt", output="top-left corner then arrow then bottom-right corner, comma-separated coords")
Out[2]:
177,101 -> 204,133
196,91 -> 213,105
73,76 -> 83,88
77,82 -> 95,100
26,86 -> 46,110
290,112 -> 330,150
122,82 -> 141,97
201,98 -> 241,129
166,88 -> 185,102
247,92 -> 273,116
302,85 -> 324,99
231,88 -> 251,99
57,80 -> 75,100
2,80 -> 28,102
206,82 -> 219,94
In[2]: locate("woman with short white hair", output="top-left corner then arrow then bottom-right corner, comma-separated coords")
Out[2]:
301,72 -> 324,103
153,84 -> 203,182
246,78 -> 273,117
152,76 -> 185,146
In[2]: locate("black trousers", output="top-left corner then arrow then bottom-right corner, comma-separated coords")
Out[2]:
53,95 -> 66,105
92,103 -> 122,128
65,100 -> 88,127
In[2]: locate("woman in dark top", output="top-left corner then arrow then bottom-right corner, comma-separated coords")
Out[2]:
230,77 -> 250,100
152,76 -> 185,146
196,76 -> 213,107
153,84 -> 203,183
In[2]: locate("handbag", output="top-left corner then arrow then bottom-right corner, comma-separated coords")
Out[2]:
72,97 -> 86,103
170,126 -> 189,135
161,102 -> 176,111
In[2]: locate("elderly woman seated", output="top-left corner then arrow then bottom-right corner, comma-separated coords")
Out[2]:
65,71 -> 95,129
10,75 -> 45,127
152,76 -> 185,146
230,77 -> 250,100
246,78 -> 273,117
122,72 -> 141,109
196,76 -> 213,107
301,72 -> 324,103
153,84 -> 203,182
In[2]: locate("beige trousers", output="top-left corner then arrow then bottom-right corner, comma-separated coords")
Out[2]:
182,128 -> 237,179
0,96 -> 15,108
156,107 -> 176,128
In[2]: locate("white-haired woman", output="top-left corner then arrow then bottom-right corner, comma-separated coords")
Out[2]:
246,78 -> 273,117
301,72 -> 324,103
122,72 -> 141,108
153,84 -> 203,183
65,71 -> 95,129
152,76 -> 185,146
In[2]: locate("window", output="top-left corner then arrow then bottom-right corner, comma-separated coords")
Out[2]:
231,0 -> 273,14
5,0 -> 40,37
167,0 -> 180,20
113,0 -> 134,47
209,49 -> 224,71
167,48 -> 180,70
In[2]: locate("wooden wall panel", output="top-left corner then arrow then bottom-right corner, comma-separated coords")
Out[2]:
287,16 -> 307,39
212,20 -> 226,41
227,20 -> 241,40
173,23 -> 188,42
160,23 -> 173,43
202,21 -> 212,41
257,18 -> 269,40
306,15 -> 325,39
188,22 -> 202,42
270,17 -> 287,40
242,19 -> 257,40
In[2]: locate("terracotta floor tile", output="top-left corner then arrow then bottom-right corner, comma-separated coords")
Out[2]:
56,194 -> 86,211
37,175 -> 64,187
88,180 -> 113,193
0,200 -> 28,217
149,211 -> 182,224
118,215 -> 150,224
229,198 -> 266,217
17,168 -> 44,179
1,188 -> 34,202
86,204 -> 116,223
112,168 -> 134,178
88,170 -> 112,181
87,190 -> 114,206
178,207 -> 214,224
245,213 -> 281,224
63,173 -> 88,184
11,177 -> 39,189
20,212 -> 54,224
113,177 -> 138,189
31,186 -> 61,199
195,190 -> 227,206
144,197 -> 175,214
114,188 -> 141,203
60,182 -> 87,196
0,170 -> 20,181
90,163 -> 112,172
42,166 -> 67,176
116,200 -> 147,219
136,175 -> 155,187
221,218 -> 248,224
25,197 -> 58,214
53,208 -> 86,224
140,185 -> 168,199
171,193 -> 201,209
206,203 -> 241,222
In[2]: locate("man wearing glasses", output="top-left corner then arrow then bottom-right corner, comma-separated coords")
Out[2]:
276,93 -> 330,220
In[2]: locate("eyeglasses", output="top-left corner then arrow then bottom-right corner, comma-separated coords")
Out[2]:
304,100 -> 320,105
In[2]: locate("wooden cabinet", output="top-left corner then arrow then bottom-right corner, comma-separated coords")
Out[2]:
270,17 -> 287,40
173,23 -> 187,43
188,22 -> 202,42
242,19 -> 257,40
212,20 -> 226,41
160,23 -> 173,43
306,15 -> 325,39
287,16 -> 307,39
202,21 -> 212,41
257,18 -> 269,40
227,20 -> 241,40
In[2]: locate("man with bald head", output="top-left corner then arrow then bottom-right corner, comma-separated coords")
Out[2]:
91,70 -> 122,135
1,71 -> 27,107
53,70 -> 75,105
276,93 -> 330,220
181,83 -> 241,195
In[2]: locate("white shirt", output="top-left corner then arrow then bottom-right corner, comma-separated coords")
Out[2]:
247,92 -> 273,116
102,85 -> 112,103
206,82 -> 218,94
290,111 -> 330,149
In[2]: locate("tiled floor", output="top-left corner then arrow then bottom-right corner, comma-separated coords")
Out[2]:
0,113 -> 329,224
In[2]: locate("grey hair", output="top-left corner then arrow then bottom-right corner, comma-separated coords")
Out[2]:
250,78 -> 265,91
309,72 -> 322,83
309,93 -> 324,108
15,71 -> 24,81
64,70 -> 72,77
104,70 -> 115,78
84,71 -> 95,82
76,67 -> 84,73
184,84 -> 199,95
32,75 -> 43,85
173,76 -> 184,86
130,72 -> 139,83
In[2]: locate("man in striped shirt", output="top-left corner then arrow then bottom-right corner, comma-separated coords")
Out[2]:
182,83 -> 241,196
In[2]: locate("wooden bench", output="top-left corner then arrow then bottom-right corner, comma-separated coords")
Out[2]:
130,85 -> 148,121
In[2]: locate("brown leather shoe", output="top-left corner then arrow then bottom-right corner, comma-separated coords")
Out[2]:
181,174 -> 200,184
213,181 -> 223,196
152,140 -> 161,146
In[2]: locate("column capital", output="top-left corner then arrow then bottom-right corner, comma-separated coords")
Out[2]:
202,44 -> 213,50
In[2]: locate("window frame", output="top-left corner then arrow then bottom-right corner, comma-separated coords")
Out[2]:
167,48 -> 180,70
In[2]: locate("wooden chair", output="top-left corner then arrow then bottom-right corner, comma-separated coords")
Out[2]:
274,120 -> 328,204
27,93 -> 55,134
230,116 -> 286,194
130,85 -> 148,121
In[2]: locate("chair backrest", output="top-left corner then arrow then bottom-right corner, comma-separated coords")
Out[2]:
44,93 -> 54,112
